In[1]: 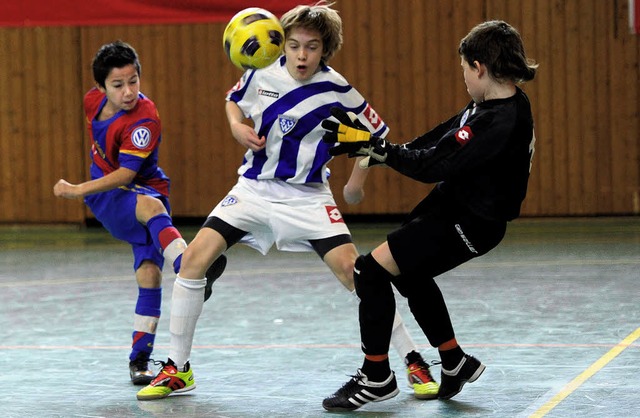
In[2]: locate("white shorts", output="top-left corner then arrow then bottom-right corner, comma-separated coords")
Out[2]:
209,177 -> 351,255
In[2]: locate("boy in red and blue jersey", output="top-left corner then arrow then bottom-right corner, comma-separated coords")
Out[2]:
53,41 -> 225,385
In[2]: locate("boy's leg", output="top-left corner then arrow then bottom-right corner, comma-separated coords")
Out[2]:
388,214 -> 500,400
323,253 -> 399,411
320,240 -> 439,399
147,212 -> 228,302
136,227 -> 228,400
136,274 -> 204,400
146,212 -> 186,273
129,284 -> 162,385
129,246 -> 165,386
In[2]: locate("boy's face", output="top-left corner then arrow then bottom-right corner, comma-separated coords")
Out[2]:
284,27 -> 324,81
98,64 -> 140,113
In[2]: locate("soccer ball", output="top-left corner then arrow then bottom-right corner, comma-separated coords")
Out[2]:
223,8 -> 285,70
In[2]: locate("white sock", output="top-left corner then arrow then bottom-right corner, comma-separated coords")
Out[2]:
163,238 -> 188,265
390,309 -> 419,361
350,290 -> 418,361
168,275 -> 205,370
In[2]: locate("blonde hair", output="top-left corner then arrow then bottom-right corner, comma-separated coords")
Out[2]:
280,1 -> 343,63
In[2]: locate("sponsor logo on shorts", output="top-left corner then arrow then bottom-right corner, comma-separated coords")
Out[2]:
221,195 -> 238,207
279,115 -> 297,135
325,205 -> 344,223
131,126 -> 152,149
455,223 -> 478,254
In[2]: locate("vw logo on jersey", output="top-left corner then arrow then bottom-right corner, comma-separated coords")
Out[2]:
279,115 -> 297,135
221,195 -> 238,207
131,127 -> 151,149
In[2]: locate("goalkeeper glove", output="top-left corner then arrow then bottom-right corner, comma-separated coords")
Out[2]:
321,107 -> 389,166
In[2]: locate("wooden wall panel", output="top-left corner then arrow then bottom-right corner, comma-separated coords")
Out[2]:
485,0 -> 640,216
0,26 -> 84,223
0,0 -> 639,224
611,1 -> 640,213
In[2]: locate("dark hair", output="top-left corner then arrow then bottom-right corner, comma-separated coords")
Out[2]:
458,20 -> 537,83
92,40 -> 141,88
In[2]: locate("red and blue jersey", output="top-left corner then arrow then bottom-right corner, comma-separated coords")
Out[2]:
84,88 -> 170,197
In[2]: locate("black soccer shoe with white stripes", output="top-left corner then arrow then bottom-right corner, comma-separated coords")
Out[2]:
204,254 -> 227,302
323,369 -> 399,412
438,354 -> 486,399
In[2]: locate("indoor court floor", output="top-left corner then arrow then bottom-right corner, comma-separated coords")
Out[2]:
1,217 -> 638,418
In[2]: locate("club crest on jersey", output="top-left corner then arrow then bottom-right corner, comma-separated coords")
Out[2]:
131,127 -> 151,149
325,205 -> 344,224
221,195 -> 238,207
279,115 -> 297,135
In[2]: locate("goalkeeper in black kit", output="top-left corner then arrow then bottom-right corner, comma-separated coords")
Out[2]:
322,20 -> 538,411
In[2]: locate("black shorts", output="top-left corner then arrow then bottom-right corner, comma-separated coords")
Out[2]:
388,188 -> 506,277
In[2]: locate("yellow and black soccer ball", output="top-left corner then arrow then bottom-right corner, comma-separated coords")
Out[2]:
223,8 -> 285,70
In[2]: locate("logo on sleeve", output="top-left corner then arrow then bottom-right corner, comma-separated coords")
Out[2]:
455,126 -> 473,146
131,127 -> 151,149
363,104 -> 382,130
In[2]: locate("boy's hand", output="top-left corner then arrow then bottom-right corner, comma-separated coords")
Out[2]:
53,179 -> 83,200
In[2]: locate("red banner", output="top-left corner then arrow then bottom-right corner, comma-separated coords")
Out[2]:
631,0 -> 640,34
0,0 -> 301,27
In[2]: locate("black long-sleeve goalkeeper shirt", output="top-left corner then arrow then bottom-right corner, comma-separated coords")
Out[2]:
384,87 -> 535,222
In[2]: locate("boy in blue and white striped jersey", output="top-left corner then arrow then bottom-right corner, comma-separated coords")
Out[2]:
137,2 -> 437,401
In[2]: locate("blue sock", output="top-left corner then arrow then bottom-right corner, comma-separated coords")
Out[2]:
130,287 -> 162,361
146,213 -> 173,253
173,253 -> 183,274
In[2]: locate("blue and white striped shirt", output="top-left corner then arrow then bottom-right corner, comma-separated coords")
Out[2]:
226,56 -> 389,184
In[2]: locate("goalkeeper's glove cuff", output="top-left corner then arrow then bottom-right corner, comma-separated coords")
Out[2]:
369,136 -> 388,161
356,137 -> 389,168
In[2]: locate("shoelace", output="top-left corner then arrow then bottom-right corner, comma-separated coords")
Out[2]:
348,373 -> 364,384
333,373 -> 364,393
149,358 -> 166,367
408,359 -> 437,382
147,359 -> 173,372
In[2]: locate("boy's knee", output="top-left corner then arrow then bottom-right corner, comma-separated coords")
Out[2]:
353,253 -> 393,298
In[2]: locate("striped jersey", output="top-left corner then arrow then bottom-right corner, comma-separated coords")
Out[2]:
84,88 -> 170,197
226,56 -> 389,184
